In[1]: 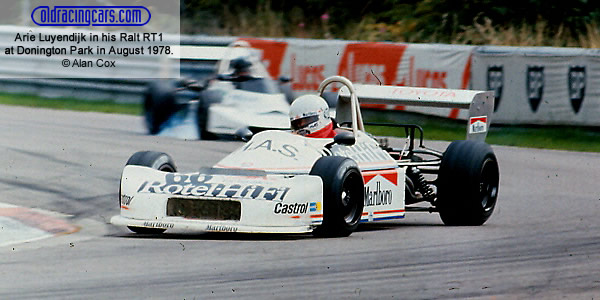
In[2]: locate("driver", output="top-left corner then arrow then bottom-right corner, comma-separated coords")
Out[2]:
289,94 -> 337,138
228,57 -> 253,82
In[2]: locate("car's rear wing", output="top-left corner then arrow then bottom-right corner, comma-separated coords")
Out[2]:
173,45 -> 253,61
336,83 -> 495,142
172,44 -> 270,79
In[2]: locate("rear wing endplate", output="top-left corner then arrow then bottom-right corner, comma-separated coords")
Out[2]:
338,84 -> 495,141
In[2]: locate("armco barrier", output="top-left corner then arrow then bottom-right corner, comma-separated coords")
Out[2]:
0,26 -> 226,103
0,26 -> 474,106
1,25 -> 600,126
471,46 -> 600,126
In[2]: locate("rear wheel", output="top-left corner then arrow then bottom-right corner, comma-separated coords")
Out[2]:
123,151 -> 177,234
309,156 -> 364,237
436,140 -> 499,225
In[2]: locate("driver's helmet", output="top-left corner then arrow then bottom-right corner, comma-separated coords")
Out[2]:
289,94 -> 331,136
229,57 -> 252,75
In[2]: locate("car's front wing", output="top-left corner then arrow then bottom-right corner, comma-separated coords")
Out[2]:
111,165 -> 324,234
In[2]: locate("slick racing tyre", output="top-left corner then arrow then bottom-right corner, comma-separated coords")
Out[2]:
144,80 -> 178,135
125,151 -> 177,172
123,151 -> 177,234
309,156 -> 364,237
436,140 -> 499,226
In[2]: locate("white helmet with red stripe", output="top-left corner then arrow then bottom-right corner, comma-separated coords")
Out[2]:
289,94 -> 331,136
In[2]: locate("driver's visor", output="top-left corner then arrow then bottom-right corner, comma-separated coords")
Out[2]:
291,115 -> 319,130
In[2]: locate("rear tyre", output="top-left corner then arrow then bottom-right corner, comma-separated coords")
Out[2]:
436,140 -> 499,226
144,81 -> 178,135
123,151 -> 177,234
309,156 -> 364,237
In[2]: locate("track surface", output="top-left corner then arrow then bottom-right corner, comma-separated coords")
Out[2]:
0,105 -> 599,299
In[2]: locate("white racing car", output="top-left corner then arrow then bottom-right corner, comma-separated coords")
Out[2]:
144,42 -> 293,139
112,76 -> 499,237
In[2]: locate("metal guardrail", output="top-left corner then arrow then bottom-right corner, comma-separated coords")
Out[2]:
2,26 -> 600,127
0,26 -> 237,103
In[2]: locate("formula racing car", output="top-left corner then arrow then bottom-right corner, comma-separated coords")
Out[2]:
112,76 -> 499,237
144,42 -> 293,139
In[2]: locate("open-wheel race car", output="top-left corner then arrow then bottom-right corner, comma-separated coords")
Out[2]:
143,41 -> 293,139
111,76 -> 499,237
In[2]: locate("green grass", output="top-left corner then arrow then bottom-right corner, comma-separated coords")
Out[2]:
486,125 -> 600,152
1,92 -> 599,152
0,93 -> 141,115
363,110 -> 600,153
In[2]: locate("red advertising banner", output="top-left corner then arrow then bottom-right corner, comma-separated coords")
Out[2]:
236,38 -> 475,119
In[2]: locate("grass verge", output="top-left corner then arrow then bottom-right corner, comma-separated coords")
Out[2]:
1,93 -> 599,153
363,110 -> 600,153
0,93 -> 141,115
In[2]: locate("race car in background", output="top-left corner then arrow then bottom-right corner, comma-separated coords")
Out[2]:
144,41 -> 294,139
112,76 -> 499,237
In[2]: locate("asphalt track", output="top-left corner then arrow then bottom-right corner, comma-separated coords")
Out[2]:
0,104 -> 599,299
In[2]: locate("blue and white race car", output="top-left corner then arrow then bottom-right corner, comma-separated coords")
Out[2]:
112,76 -> 499,237
144,42 -> 293,140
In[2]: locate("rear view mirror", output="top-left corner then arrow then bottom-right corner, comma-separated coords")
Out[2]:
334,131 -> 356,146
325,131 -> 355,149
278,76 -> 291,83
235,127 -> 254,142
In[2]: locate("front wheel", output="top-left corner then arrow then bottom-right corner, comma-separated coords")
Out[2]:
144,81 -> 178,135
196,95 -> 216,140
122,151 -> 177,234
125,151 -> 177,172
309,156 -> 364,237
436,140 -> 499,226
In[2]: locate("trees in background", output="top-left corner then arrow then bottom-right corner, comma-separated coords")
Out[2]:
182,0 -> 600,46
